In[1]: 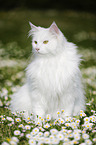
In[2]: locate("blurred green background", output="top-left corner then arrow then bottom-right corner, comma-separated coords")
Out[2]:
0,0 -> 96,102
0,0 -> 96,54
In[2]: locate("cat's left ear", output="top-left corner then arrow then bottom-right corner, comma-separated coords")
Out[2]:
29,22 -> 38,37
49,22 -> 60,35
29,22 -> 38,31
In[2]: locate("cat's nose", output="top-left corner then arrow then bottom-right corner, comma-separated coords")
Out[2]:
36,48 -> 40,51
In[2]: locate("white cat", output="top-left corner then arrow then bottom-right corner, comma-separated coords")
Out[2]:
10,22 -> 85,118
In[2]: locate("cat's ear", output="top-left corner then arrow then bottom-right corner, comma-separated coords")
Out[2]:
29,22 -> 38,37
29,22 -> 38,31
49,22 -> 60,35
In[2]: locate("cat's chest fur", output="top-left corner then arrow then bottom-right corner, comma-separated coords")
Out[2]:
26,53 -> 77,97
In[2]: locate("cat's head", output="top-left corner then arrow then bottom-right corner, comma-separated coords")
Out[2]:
29,22 -> 66,55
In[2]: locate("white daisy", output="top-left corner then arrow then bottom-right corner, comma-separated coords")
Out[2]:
37,141 -> 44,145
18,124 -> 24,128
57,111 -> 61,115
58,118 -> 65,124
9,140 -> 17,145
2,117 -> 6,121
82,133 -> 89,139
44,137 -> 51,144
62,129 -> 67,134
84,117 -> 90,122
32,127 -> 39,135
74,134 -> 80,140
11,137 -> 19,143
65,123 -> 70,127
50,135 -> 55,140
39,127 -> 45,132
65,117 -> 71,122
57,133 -> 64,140
15,118 -> 21,122
44,131 -> 49,137
25,125 -> 31,130
1,142 -> 9,145
63,136 -> 69,142
92,130 -> 96,133
38,132 -> 43,137
39,137 -> 45,142
72,140 -> 79,144
90,115 -> 96,122
68,133 -> 73,138
26,134 -> 32,139
14,130 -> 21,136
46,114 -> 51,121
75,119 -> 80,124
29,139 -> 36,145
93,138 -> 96,142
44,123 -> 50,129
50,129 -> 58,135
85,139 -> 92,145
70,122 -> 77,129
51,138 -> 59,144
6,117 -> 14,122
67,130 -> 72,134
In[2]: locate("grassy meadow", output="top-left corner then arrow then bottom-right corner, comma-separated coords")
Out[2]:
0,9 -> 96,145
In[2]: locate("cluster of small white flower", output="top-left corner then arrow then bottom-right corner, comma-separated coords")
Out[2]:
2,137 -> 19,145
0,63 -> 96,145
1,109 -> 96,145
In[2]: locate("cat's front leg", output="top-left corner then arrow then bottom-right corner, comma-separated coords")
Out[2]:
33,103 -> 45,118
30,91 -> 46,118
73,94 -> 85,116
63,104 -> 75,117
59,95 -> 75,117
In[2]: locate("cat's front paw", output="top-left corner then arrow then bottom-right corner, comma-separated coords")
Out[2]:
62,111 -> 72,118
34,109 -> 45,118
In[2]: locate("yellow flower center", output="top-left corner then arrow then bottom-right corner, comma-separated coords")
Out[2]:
6,138 -> 11,142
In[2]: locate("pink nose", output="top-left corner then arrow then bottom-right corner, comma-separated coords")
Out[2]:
36,48 -> 40,51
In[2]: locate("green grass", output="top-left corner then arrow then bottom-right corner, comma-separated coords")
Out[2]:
0,9 -> 96,145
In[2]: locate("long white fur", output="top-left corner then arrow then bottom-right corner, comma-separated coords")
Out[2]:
10,22 -> 85,118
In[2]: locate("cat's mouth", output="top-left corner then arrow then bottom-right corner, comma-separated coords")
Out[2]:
35,49 -> 41,54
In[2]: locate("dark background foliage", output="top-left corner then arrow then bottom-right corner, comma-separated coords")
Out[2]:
0,0 -> 96,12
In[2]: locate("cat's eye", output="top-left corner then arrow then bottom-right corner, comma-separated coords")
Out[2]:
34,41 -> 37,44
43,40 -> 49,44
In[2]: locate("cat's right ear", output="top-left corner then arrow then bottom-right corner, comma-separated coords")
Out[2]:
49,22 -> 60,35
